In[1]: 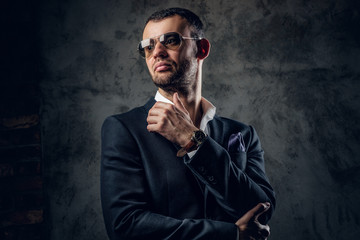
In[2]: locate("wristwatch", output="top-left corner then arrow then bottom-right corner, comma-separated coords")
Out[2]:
176,129 -> 207,157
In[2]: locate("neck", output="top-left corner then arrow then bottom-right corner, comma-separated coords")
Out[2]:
159,71 -> 203,128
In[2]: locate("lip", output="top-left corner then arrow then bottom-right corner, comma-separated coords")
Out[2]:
154,62 -> 172,72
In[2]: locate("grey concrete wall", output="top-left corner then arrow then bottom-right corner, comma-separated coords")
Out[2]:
39,0 -> 360,239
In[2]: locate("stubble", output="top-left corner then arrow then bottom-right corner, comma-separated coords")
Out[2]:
152,57 -> 198,95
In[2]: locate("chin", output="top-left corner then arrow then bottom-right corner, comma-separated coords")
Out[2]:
152,73 -> 173,85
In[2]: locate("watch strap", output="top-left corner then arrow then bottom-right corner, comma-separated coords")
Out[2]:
176,140 -> 198,157
176,130 -> 206,157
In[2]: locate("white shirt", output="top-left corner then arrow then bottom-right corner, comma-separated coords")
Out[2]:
154,91 -> 216,157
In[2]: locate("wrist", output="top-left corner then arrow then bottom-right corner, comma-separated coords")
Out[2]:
180,129 -> 196,147
177,129 -> 207,157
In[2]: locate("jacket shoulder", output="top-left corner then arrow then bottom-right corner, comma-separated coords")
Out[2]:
111,105 -> 147,122
212,115 -> 251,132
103,98 -> 155,127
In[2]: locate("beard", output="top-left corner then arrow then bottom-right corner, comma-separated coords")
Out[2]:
151,57 -> 197,95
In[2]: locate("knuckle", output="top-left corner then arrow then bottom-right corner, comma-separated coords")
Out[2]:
165,104 -> 174,111
162,108 -> 169,115
158,119 -> 166,128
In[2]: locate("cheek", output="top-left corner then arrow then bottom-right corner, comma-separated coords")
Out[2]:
145,60 -> 153,73
168,51 -> 181,65
179,45 -> 197,61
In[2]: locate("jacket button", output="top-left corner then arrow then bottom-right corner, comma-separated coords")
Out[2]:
198,166 -> 206,173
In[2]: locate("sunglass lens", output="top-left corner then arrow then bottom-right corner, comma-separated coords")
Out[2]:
138,43 -> 145,57
162,33 -> 181,49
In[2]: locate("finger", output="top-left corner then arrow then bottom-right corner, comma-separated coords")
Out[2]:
146,123 -> 158,132
149,102 -> 177,118
147,119 -> 164,132
173,92 -> 188,114
247,222 -> 270,240
146,115 -> 159,124
259,224 -> 270,238
148,107 -> 160,116
254,202 -> 270,221
148,106 -> 171,118
236,203 -> 269,226
153,101 -> 174,109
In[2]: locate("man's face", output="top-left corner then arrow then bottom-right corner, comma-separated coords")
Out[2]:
142,15 -> 198,93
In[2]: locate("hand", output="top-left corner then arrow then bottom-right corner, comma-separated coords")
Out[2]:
147,93 -> 198,146
235,203 -> 271,240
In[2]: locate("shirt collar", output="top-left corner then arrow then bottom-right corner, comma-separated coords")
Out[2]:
155,91 -> 173,105
154,91 -> 216,131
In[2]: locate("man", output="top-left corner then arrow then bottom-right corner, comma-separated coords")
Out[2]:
101,8 -> 275,240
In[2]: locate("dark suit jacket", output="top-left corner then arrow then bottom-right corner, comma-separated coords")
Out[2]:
101,98 -> 275,240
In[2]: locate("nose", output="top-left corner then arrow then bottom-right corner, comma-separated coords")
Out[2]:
152,41 -> 168,59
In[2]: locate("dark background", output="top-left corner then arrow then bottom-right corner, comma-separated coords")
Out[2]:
1,0 -> 359,239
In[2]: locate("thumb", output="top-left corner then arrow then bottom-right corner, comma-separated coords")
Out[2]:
254,202 -> 271,221
236,203 -> 270,226
173,92 -> 188,113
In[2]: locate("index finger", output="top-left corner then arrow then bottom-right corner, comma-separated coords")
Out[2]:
152,101 -> 174,108
254,202 -> 270,221
148,101 -> 175,116
245,203 -> 270,222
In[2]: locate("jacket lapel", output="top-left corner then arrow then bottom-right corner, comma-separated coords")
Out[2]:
207,116 -> 225,147
143,97 -> 156,113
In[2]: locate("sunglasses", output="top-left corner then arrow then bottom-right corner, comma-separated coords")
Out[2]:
138,32 -> 200,58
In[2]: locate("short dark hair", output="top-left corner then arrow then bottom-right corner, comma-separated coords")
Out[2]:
145,7 -> 204,38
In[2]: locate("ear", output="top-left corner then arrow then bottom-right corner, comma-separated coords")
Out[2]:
196,38 -> 211,60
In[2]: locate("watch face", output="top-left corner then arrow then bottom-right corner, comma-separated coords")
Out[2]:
194,130 -> 206,143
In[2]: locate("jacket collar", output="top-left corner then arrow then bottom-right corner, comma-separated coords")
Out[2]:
143,98 -> 156,113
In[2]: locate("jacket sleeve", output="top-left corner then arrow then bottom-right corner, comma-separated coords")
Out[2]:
185,126 -> 275,224
100,116 -> 238,240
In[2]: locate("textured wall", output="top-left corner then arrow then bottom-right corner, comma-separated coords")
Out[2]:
39,0 -> 360,239
1,2 -> 45,239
